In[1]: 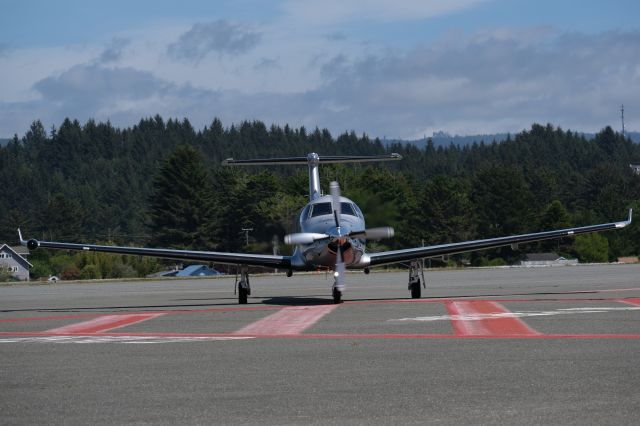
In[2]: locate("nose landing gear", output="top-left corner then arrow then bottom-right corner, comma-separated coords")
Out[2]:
332,286 -> 342,304
408,259 -> 425,299
236,265 -> 251,304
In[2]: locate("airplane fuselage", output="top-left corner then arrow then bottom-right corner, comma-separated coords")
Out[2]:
291,195 -> 369,270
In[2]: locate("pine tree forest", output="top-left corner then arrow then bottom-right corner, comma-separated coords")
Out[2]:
1,117 -> 639,280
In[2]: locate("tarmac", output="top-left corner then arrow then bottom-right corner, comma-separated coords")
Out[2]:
1,264 -> 640,425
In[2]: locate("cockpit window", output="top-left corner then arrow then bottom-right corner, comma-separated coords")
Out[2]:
341,202 -> 356,216
310,202 -> 358,217
310,203 -> 332,217
300,205 -> 311,220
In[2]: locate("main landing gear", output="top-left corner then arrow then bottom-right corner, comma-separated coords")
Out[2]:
408,259 -> 426,299
236,265 -> 251,304
332,286 -> 342,304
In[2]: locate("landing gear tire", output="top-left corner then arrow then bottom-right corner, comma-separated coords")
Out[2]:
332,287 -> 342,304
239,286 -> 248,304
410,283 -> 421,299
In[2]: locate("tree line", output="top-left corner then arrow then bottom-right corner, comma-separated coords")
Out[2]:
0,117 -> 638,279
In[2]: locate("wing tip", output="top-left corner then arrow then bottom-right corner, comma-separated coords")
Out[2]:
615,208 -> 633,228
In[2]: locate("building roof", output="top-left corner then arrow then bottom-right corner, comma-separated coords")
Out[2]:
9,245 -> 29,256
523,253 -> 564,262
0,244 -> 33,267
175,265 -> 221,277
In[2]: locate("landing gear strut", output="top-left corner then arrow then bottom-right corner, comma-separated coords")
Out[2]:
332,286 -> 342,304
408,259 -> 425,299
236,265 -> 251,304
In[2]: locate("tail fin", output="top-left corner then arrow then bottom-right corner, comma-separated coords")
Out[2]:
222,152 -> 402,200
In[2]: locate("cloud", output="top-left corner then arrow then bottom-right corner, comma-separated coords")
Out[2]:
0,64 -> 193,134
281,0 -> 487,25
293,29 -> 640,137
33,64 -> 171,105
167,20 -> 261,63
325,32 -> 347,41
2,29 -> 639,140
253,56 -> 280,70
97,37 -> 131,64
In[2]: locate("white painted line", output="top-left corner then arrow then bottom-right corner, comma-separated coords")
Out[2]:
389,306 -> 640,322
0,336 -> 254,344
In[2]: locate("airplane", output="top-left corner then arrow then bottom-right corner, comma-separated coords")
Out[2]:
19,152 -> 633,304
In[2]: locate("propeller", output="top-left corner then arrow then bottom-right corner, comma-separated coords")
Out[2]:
334,242 -> 346,292
329,181 -> 346,292
330,181 -> 342,231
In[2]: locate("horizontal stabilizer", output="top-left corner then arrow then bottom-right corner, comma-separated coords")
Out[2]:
223,153 -> 402,166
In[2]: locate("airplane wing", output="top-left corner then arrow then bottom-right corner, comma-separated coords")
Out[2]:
17,230 -> 292,270
367,209 -> 633,267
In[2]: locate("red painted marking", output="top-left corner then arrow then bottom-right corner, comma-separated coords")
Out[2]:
3,331 -> 640,340
0,314 -> 102,323
618,298 -> 640,307
5,293 -> 640,324
445,301 -> 540,337
233,305 -> 338,335
44,313 -> 165,334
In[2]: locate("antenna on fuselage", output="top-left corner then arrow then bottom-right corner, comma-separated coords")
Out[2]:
222,152 -> 402,201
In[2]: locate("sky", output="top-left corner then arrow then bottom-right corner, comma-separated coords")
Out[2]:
1,0 -> 639,139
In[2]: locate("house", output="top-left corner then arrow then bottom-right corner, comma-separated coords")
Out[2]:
0,244 -> 32,281
519,253 -> 578,267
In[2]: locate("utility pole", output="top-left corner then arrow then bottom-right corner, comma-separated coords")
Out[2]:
241,228 -> 253,247
621,104 -> 626,137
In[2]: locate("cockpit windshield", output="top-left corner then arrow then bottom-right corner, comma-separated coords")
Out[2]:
309,202 -> 358,218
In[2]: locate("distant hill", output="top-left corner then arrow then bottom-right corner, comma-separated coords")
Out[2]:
0,138 -> 10,147
388,131 -> 640,148
387,132 -> 510,148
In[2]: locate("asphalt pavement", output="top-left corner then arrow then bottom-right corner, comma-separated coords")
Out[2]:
1,264 -> 639,425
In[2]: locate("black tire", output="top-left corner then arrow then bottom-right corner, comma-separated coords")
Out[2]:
332,287 -> 342,304
410,283 -> 421,299
239,286 -> 248,304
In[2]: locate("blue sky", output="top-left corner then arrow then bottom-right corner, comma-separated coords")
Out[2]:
1,0 -> 639,138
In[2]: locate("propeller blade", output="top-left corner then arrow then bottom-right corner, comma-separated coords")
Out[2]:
330,181 -> 341,229
334,245 -> 346,292
348,227 -> 395,240
284,233 -> 329,245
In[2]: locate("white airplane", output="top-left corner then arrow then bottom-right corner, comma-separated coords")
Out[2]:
19,152 -> 632,304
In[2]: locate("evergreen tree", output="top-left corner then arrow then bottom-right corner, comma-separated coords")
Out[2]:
418,175 -> 475,245
147,145 -> 216,250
